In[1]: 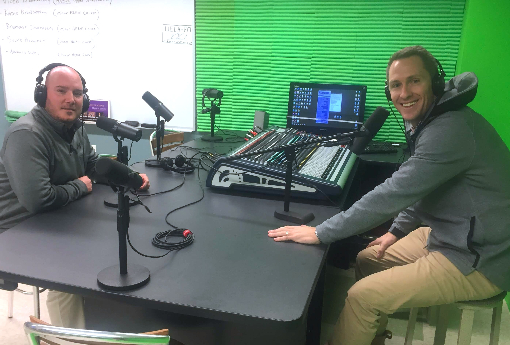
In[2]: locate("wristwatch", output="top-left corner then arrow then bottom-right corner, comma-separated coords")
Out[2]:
315,229 -> 321,244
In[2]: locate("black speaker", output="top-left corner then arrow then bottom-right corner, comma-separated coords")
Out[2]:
34,63 -> 90,113
161,155 -> 195,174
385,58 -> 445,102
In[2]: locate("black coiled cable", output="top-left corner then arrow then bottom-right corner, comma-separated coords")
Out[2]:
152,229 -> 194,251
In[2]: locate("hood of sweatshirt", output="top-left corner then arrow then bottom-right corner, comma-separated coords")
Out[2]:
407,72 -> 478,139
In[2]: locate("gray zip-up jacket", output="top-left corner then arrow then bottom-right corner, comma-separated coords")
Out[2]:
0,105 -> 98,231
316,72 -> 510,291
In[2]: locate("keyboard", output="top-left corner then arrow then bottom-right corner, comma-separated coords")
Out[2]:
363,141 -> 400,154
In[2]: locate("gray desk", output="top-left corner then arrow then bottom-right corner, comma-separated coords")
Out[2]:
0,138 -> 352,344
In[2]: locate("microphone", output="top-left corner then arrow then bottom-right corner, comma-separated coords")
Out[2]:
350,106 -> 390,155
203,89 -> 223,99
95,157 -> 143,189
96,116 -> 142,142
142,91 -> 174,122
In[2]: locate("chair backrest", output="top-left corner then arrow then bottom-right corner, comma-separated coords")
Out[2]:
25,318 -> 170,345
150,131 -> 184,156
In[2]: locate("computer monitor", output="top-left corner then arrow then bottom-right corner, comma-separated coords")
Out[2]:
287,82 -> 367,135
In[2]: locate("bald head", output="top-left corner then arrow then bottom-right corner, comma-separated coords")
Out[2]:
43,66 -> 85,127
45,66 -> 81,87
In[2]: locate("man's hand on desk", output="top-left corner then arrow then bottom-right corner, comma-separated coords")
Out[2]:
367,232 -> 398,259
138,173 -> 150,190
268,225 -> 320,244
78,176 -> 93,193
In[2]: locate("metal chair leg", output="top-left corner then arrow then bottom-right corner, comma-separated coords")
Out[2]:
489,302 -> 503,345
33,286 -> 40,319
457,309 -> 475,345
7,290 -> 14,318
405,307 -> 419,345
433,304 -> 450,345
427,305 -> 440,326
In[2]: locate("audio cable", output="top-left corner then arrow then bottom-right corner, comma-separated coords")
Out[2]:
127,228 -> 194,259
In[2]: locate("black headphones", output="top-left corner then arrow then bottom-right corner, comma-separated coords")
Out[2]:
34,63 -> 90,113
161,155 -> 195,174
385,58 -> 445,102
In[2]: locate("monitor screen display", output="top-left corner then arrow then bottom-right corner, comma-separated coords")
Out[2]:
287,82 -> 367,135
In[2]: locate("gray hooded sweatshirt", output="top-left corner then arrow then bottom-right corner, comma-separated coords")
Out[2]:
316,72 -> 510,291
0,105 -> 98,231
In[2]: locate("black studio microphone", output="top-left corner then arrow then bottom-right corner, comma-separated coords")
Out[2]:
142,91 -> 174,122
96,116 -> 142,142
95,157 -> 143,190
203,89 -> 223,99
350,106 -> 390,155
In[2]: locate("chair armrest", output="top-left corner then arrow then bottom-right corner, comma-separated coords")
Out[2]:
24,322 -> 170,345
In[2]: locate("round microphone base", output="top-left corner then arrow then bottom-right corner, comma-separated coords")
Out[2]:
145,159 -> 162,167
97,264 -> 150,291
274,210 -> 315,225
103,199 -> 140,208
201,135 -> 223,142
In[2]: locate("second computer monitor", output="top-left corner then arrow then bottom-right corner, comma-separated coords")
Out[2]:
287,82 -> 367,135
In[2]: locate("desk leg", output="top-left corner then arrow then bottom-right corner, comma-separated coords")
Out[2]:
307,264 -> 325,345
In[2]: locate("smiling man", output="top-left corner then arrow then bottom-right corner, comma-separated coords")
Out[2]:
0,64 -> 149,329
268,46 -> 510,345
387,54 -> 435,128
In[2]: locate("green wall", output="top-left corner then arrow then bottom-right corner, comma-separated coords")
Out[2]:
196,0 -> 466,142
456,0 -> 510,311
456,0 -> 510,147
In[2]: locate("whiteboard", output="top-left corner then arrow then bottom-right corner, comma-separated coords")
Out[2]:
0,0 -> 195,132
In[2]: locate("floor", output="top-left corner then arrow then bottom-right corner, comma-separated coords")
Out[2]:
1,272 -> 509,345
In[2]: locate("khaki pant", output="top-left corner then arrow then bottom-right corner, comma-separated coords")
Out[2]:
46,290 -> 85,329
330,227 -> 503,345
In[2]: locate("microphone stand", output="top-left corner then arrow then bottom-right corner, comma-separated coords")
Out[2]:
216,130 -> 365,224
97,185 -> 150,291
104,135 -> 139,208
145,114 -> 166,167
115,135 -> 128,165
201,100 -> 223,142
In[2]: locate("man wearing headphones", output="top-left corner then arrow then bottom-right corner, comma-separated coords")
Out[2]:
0,64 -> 149,328
269,46 -> 510,344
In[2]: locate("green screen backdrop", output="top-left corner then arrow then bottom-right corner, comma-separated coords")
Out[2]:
195,0 -> 466,142
456,0 -> 510,147
455,0 -> 510,311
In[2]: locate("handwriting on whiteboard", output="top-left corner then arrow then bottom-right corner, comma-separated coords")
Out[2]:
1,1 -> 106,58
162,24 -> 192,45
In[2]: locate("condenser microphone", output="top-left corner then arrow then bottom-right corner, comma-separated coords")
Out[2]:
142,91 -> 174,122
203,89 -> 223,99
350,107 -> 390,155
95,157 -> 143,190
96,116 -> 142,142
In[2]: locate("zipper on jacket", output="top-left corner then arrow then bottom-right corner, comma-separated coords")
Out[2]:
467,216 -> 481,268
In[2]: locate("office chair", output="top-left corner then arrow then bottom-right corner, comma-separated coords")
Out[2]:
149,130 -> 184,156
25,315 -> 184,345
